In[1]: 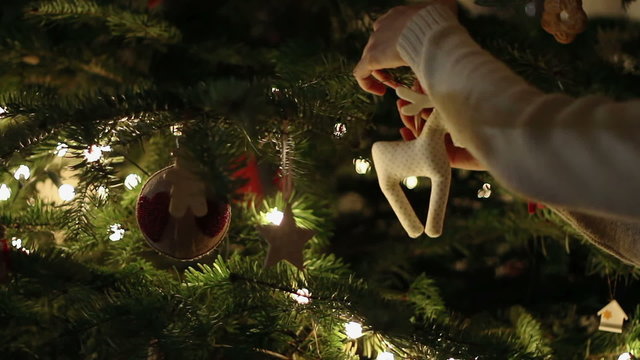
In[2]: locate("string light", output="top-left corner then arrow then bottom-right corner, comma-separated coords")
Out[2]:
13,165 -> 31,180
477,183 -> 491,198
11,237 -> 22,249
403,176 -> 418,189
170,124 -> 183,136
376,352 -> 394,360
83,145 -> 111,163
58,184 -> 76,201
96,186 -> 109,199
265,208 -> 284,225
344,321 -> 363,339
353,157 -> 371,175
0,184 -> 10,201
291,288 -> 311,305
11,236 -> 30,254
333,122 -> 347,138
55,143 -> 69,157
124,174 -> 142,190
109,224 -> 125,241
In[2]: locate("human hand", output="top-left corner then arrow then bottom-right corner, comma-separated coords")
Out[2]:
396,80 -> 486,171
354,1 -> 457,95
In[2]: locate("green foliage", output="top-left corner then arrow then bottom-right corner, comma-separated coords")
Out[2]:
0,0 -> 639,359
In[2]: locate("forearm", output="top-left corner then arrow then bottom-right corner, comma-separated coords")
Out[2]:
397,4 -> 640,219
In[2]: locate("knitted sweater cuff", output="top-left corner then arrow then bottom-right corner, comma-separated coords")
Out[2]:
397,4 -> 464,68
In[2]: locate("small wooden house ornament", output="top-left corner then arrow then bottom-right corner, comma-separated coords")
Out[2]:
597,300 -> 628,333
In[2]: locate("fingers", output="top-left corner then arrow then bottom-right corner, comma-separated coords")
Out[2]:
444,134 -> 486,171
399,127 -> 415,141
354,61 -> 387,95
372,70 -> 400,89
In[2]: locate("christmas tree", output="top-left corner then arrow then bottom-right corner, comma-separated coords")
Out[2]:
1,0 -> 640,359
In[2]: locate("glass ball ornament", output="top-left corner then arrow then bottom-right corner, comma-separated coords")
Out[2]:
136,165 -> 231,260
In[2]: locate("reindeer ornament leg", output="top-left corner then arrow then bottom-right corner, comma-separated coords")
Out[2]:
371,87 -> 451,238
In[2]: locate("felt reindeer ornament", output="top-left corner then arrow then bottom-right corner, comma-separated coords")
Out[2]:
371,86 -> 451,238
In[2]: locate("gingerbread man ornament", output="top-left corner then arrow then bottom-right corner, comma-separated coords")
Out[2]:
371,86 -> 451,238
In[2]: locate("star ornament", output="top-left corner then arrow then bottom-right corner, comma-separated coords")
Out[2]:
258,206 -> 314,270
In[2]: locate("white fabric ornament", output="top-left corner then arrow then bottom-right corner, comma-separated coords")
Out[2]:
371,86 -> 450,238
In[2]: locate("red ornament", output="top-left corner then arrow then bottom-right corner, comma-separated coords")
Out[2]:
136,166 -> 231,260
147,0 -> 163,9
232,154 -> 264,198
137,192 -> 171,242
0,225 -> 10,283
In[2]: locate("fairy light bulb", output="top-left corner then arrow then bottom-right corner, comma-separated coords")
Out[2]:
109,224 -> 125,241
291,288 -> 311,305
333,122 -> 347,138
170,124 -> 183,136
376,352 -> 394,360
0,184 -> 10,201
58,184 -> 75,201
353,157 -> 371,175
55,143 -> 69,157
124,174 -> 142,190
265,208 -> 284,225
83,145 -> 111,162
11,237 -> 22,249
13,165 -> 31,180
403,176 -> 418,189
345,321 -> 363,339
97,186 -> 109,199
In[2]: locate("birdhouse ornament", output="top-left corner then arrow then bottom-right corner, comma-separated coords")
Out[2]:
597,299 -> 628,333
371,86 -> 451,238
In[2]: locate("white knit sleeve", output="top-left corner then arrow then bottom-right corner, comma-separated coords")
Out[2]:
396,4 -> 640,220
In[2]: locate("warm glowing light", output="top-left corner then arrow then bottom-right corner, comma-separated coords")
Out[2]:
109,224 -> 125,241
170,124 -> 183,136
0,184 -> 10,201
353,158 -> 371,175
477,183 -> 491,198
619,353 -> 635,360
97,186 -> 109,199
345,321 -> 363,339
403,176 -> 418,189
58,184 -> 76,201
11,237 -> 22,249
13,165 -> 31,180
124,174 -> 142,190
291,288 -> 311,305
376,352 -> 394,360
83,145 -> 111,162
333,122 -> 347,138
55,143 -> 69,157
265,208 -> 284,225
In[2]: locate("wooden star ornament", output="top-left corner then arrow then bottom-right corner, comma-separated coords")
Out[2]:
258,205 -> 314,270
